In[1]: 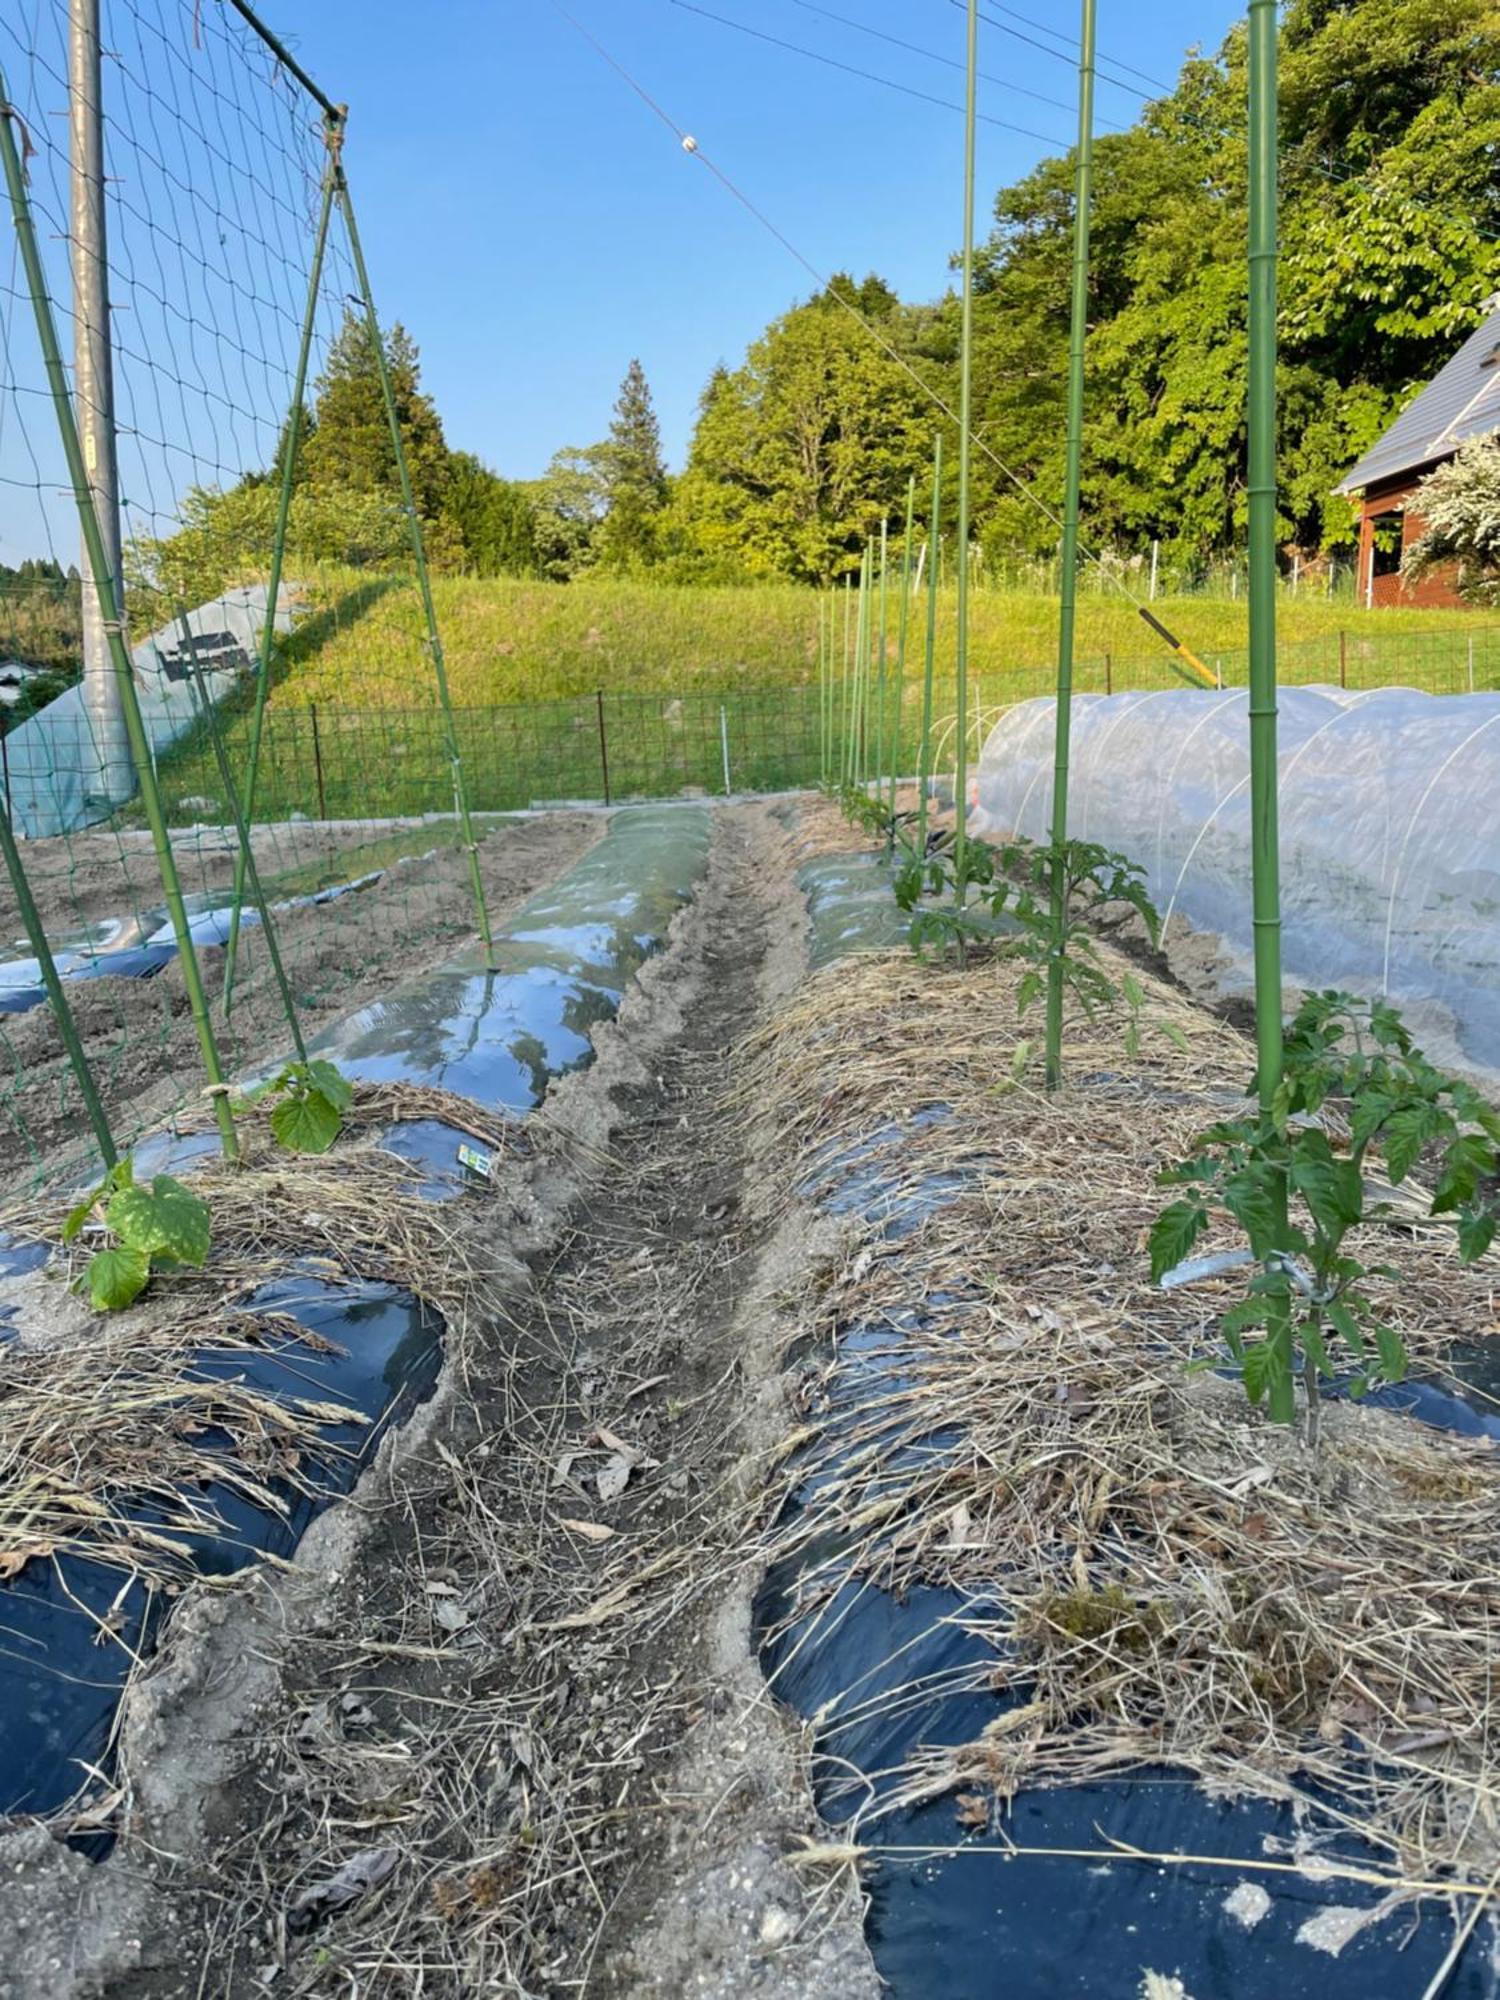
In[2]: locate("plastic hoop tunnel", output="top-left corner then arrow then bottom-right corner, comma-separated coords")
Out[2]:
970,685 -> 1500,1071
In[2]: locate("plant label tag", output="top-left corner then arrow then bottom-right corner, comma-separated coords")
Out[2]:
457,1142 -> 497,1182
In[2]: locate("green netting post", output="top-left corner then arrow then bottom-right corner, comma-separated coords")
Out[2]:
873,518 -> 889,807
177,627 -> 309,1063
0,794 -> 117,1169
0,82 -> 240,1161
839,574 -> 852,786
891,475 -> 916,818
1248,0 -> 1293,1422
223,122 -> 338,1017
334,164 -> 494,964
848,547 -> 868,788
954,0 -> 979,899
1044,0 -> 1097,1091
917,437 -> 943,853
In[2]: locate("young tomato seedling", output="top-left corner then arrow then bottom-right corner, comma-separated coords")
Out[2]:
1151,992 -> 1500,1438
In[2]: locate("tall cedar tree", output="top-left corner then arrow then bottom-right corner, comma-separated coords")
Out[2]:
300,309 -> 451,524
597,359 -> 669,571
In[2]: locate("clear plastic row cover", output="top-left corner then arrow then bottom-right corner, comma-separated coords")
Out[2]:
970,686 -> 1500,1070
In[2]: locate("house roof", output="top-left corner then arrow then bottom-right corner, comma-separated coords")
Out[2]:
1337,300 -> 1500,495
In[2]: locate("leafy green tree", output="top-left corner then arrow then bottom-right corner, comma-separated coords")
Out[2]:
596,359 -> 669,571
524,447 -> 610,582
673,278 -> 934,582
443,452 -> 539,576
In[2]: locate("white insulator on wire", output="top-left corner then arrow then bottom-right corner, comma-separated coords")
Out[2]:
681,134 -> 698,152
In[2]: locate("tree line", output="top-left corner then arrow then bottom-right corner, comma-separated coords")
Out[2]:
127,0 -> 1496,601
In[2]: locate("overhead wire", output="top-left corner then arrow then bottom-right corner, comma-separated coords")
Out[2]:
667,1 -> 1069,148
787,0 -> 1128,131
547,0 -> 1205,661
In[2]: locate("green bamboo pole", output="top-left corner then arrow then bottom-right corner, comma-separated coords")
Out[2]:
824,584 -> 836,780
334,166 -> 494,964
840,573 -> 853,787
0,81 -> 240,1161
851,546 -> 870,787
0,794 -> 117,1168
891,475 -> 916,818
223,129 -> 338,1016
954,0 -> 979,898
1248,0 -> 1292,1422
1044,0 -> 1098,1092
176,623 -> 309,1063
917,437 -> 943,852
874,518 -> 889,807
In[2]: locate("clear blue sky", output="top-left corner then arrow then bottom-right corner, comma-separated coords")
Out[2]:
263,0 -> 1243,480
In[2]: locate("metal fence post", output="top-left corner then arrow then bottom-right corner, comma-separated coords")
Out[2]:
720,705 -> 731,795
310,703 -> 328,820
595,689 -> 611,805
1339,629 -> 1347,689
1104,650 -> 1112,697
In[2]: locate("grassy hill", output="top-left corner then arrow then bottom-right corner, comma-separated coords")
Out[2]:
270,570 -> 1497,711
119,570 -> 1500,824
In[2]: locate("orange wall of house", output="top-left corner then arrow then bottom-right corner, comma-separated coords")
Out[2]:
1356,475 -> 1464,608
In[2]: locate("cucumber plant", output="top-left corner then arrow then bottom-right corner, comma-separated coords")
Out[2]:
1151,992 -> 1500,1437
62,1157 -> 212,1311
240,1058 -> 354,1155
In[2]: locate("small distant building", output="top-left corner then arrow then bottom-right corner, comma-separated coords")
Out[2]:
1337,299 -> 1500,608
0,661 -> 42,708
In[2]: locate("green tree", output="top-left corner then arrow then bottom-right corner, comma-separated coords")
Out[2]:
596,359 -> 669,571
300,309 -> 452,523
443,452 -> 539,576
673,278 -> 934,582
524,447 -> 610,582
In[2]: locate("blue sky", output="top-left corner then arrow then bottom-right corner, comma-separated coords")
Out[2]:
0,0 -> 1243,570
268,0 -> 1243,479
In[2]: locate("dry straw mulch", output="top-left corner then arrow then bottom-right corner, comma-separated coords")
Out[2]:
0,1083 -> 510,1595
742,944 -> 1500,1901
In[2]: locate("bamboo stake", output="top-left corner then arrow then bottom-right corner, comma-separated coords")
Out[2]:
954,0 -> 979,898
891,475 -> 915,818
1248,0 -> 1293,1421
916,437 -> 943,852
1044,0 -> 1097,1091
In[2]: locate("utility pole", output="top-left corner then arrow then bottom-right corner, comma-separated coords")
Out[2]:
69,0 -> 131,812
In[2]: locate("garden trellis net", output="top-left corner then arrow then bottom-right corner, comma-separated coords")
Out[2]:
0,0 -> 494,1192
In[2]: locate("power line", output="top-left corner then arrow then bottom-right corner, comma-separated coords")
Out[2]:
547,2 -> 1161,624
940,0 -> 1159,103
668,1 -> 1070,150
788,0 -> 1129,131
958,0 -> 1173,96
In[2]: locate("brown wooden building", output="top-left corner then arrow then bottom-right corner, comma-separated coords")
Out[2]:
1338,300 -> 1500,608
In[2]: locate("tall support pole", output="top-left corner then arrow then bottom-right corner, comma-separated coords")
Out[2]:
68,0 -> 130,813
0,798 -> 116,1169
954,0 -> 979,897
824,584 -> 836,780
840,573 -> 852,785
223,131 -> 338,1015
891,475 -> 915,817
873,517 -> 889,805
852,546 -> 871,787
917,436 -> 943,853
1,81 -> 240,1161
1248,0 -> 1293,1422
334,164 -> 495,964
1044,0 -> 1097,1091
